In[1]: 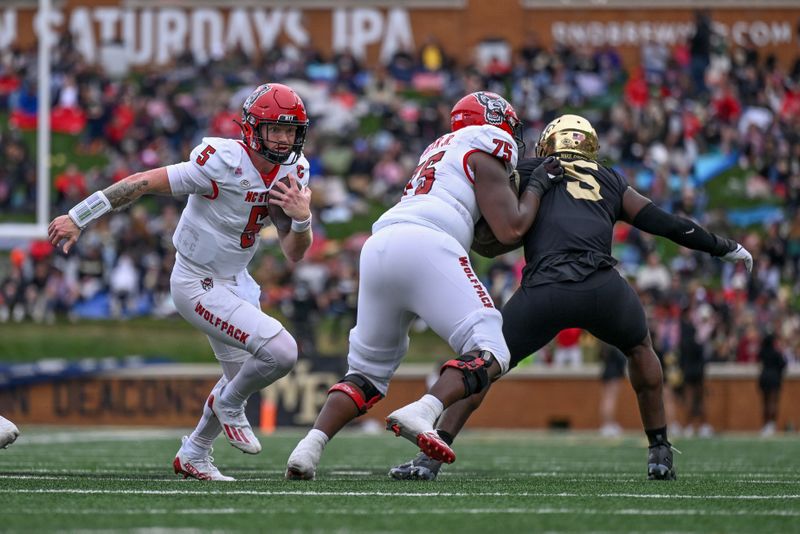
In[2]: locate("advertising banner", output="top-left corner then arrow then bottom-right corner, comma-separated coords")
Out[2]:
2,2 -> 798,68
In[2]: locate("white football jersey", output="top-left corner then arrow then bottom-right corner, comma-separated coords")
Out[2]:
373,125 -> 518,251
167,137 -> 310,278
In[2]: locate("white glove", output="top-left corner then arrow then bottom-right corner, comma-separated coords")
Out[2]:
720,243 -> 753,273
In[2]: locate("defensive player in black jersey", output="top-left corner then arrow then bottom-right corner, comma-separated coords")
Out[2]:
389,114 -> 753,481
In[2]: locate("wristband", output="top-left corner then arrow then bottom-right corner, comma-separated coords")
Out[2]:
68,192 -> 112,229
291,214 -> 312,233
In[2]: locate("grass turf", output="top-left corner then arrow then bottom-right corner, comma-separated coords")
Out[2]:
0,317 -> 452,363
0,428 -> 798,532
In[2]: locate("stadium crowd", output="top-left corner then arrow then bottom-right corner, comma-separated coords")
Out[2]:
1,16 -> 798,392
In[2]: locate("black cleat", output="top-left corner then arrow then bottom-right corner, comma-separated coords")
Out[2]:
647,442 -> 677,480
389,452 -> 443,481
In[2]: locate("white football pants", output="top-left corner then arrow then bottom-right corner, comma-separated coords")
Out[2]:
171,255 -> 284,363
346,223 -> 510,395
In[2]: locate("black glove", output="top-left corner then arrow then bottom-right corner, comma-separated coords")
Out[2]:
526,156 -> 564,197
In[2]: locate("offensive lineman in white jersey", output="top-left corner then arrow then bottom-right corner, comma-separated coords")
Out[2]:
48,83 -> 314,481
286,91 -> 565,480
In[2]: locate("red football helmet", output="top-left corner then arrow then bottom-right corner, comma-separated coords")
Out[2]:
450,91 -> 524,154
241,83 -> 309,165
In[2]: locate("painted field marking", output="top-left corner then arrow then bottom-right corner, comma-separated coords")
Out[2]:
2,473 -> 798,485
3,507 -> 800,518
19,430 -> 181,445
1,489 -> 798,500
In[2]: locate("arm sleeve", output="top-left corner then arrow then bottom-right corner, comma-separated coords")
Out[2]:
632,202 -> 735,256
608,167 -> 630,220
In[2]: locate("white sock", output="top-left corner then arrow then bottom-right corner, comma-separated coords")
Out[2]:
188,403 -> 221,453
187,377 -> 227,453
220,356 -> 277,406
306,428 -> 330,447
418,394 -> 444,422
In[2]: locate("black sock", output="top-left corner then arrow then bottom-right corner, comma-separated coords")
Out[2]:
645,426 -> 669,446
436,429 -> 455,446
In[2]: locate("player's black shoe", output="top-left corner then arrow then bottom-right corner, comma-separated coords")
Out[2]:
388,452 -> 443,481
647,442 -> 676,480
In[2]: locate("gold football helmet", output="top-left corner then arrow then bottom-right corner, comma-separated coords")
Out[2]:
535,114 -> 599,160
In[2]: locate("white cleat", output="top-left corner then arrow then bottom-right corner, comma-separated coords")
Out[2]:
285,437 -> 323,480
173,436 -> 235,481
0,416 -> 19,449
385,403 -> 456,464
207,389 -> 262,455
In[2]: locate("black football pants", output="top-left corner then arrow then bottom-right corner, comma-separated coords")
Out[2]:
502,267 -> 649,369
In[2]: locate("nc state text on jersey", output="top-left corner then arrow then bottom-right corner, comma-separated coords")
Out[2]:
244,191 -> 269,203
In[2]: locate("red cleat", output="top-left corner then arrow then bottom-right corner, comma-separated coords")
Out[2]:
386,414 -> 456,464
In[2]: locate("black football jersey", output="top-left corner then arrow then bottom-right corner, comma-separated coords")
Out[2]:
516,156 -> 629,287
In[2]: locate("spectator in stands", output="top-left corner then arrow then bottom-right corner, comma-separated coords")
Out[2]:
679,304 -> 713,437
553,328 -> 583,368
1,132 -> 34,213
282,280 -> 320,357
108,253 -> 139,319
737,323 -> 762,363
0,267 -> 24,323
599,343 -> 627,437
758,332 -> 787,437
689,10 -> 713,96
54,164 -> 89,213
636,251 -> 672,297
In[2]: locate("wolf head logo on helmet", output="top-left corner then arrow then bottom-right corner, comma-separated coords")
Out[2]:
474,92 -> 509,127
240,83 -> 309,165
450,91 -> 525,154
535,114 -> 599,161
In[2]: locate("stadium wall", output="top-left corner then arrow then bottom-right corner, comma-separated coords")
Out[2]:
4,1 -> 799,68
1,363 -> 797,432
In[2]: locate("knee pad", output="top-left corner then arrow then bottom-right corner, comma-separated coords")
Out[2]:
253,329 -> 298,378
440,351 -> 494,398
328,373 -> 384,415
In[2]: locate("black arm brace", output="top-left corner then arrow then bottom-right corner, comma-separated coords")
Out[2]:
632,203 -> 735,257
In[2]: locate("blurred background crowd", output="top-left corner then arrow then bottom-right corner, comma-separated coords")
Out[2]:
1,10 -> 798,406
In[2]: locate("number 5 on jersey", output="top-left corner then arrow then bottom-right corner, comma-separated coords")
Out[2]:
562,159 -> 603,201
196,145 -> 216,166
403,152 -> 445,197
241,205 -> 269,248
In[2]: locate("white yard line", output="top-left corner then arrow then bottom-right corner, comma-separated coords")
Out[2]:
3,507 -> 800,517
20,430 -> 181,445
1,489 -> 797,499
1,474 -> 797,485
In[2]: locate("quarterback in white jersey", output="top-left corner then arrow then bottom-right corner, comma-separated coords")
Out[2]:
49,83 -> 314,481
287,91 -> 563,480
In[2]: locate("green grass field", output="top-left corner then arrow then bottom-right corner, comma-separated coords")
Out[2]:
1,428 -> 798,532
0,317 -> 452,363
